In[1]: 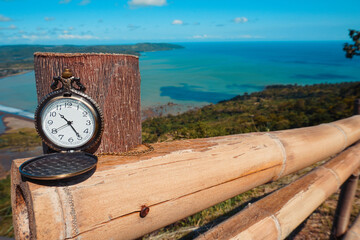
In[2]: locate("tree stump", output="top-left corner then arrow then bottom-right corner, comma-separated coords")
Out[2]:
34,53 -> 141,154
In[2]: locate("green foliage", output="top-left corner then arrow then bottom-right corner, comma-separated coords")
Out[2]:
0,175 -> 13,237
0,128 -> 41,151
142,82 -> 360,143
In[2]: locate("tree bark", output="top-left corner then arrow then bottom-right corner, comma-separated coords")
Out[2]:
10,116 -> 360,240
34,52 -> 141,154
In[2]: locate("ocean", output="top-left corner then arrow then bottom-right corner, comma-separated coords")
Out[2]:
0,41 -> 359,128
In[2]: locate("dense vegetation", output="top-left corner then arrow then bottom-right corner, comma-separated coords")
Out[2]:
0,176 -> 11,237
142,82 -> 360,143
0,128 -> 41,151
0,43 -> 183,78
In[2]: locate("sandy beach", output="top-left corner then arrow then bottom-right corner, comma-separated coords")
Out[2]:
0,70 -> 31,79
2,114 -> 34,131
0,113 -> 42,178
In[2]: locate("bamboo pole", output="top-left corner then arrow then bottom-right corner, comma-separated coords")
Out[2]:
195,142 -> 360,240
332,99 -> 360,238
332,171 -> 359,238
11,116 -> 360,240
344,214 -> 360,240
34,53 -> 142,154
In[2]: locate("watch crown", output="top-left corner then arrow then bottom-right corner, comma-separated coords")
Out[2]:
62,69 -> 73,79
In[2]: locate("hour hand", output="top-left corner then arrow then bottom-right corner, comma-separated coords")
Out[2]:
59,113 -> 70,123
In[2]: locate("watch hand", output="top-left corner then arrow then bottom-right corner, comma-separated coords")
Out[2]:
55,122 -> 71,132
59,113 -> 81,137
68,121 -> 81,138
59,113 -> 71,124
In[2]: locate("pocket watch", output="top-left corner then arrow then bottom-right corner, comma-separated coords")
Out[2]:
19,69 -> 104,180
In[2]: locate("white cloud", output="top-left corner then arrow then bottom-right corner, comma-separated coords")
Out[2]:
191,34 -> 220,39
59,0 -> 71,4
128,0 -> 167,7
233,17 -> 248,23
243,35 -> 263,39
127,24 -> 141,31
0,14 -> 11,22
79,0 -> 90,5
58,34 -> 99,39
172,19 -> 183,25
192,34 -> 206,39
0,24 -> 17,30
21,34 -> 50,40
229,35 -> 264,39
44,17 -> 55,22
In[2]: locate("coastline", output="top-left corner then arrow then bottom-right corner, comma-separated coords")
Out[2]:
0,70 -> 32,79
1,112 -> 34,132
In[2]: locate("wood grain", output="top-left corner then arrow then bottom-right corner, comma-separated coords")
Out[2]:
34,52 -> 141,154
344,214 -> 360,240
195,142 -> 360,240
11,116 -> 360,240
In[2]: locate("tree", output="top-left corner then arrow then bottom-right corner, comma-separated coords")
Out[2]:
343,29 -> 360,58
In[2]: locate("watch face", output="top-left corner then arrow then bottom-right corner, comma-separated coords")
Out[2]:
36,90 -> 103,151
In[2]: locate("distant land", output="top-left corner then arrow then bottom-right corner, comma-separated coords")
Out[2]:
0,43 -> 184,78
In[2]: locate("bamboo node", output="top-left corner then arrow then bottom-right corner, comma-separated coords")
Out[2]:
326,123 -> 348,150
320,166 -> 342,189
270,215 -> 282,240
266,133 -> 287,180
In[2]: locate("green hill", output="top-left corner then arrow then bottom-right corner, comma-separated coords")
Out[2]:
142,81 -> 360,143
0,43 -> 183,78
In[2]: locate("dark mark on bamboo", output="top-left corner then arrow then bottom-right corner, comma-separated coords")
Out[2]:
140,206 -> 150,218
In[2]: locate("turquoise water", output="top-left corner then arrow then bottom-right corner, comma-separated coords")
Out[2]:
0,41 -> 359,118
141,41 -> 360,107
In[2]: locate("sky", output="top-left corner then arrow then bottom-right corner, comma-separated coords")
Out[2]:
0,0 -> 359,45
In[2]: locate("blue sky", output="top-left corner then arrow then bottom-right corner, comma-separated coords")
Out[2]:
0,0 -> 359,45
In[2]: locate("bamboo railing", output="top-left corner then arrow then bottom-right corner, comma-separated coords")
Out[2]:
11,115 -> 360,240
344,214 -> 360,240
195,142 -> 360,240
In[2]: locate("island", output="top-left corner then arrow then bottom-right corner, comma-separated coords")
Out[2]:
0,43 -> 184,78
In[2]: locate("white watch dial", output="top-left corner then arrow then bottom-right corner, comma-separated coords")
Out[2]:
41,98 -> 96,148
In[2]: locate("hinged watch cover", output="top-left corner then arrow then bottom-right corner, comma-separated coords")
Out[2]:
19,69 -> 104,180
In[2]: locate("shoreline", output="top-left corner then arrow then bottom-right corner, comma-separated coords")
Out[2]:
0,69 -> 32,79
1,112 -> 34,132
0,110 -> 34,135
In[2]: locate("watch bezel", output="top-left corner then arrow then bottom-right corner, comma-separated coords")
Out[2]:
35,89 -> 104,152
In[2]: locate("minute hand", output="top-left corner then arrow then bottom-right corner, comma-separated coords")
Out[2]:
69,122 -> 81,138
59,113 -> 81,137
